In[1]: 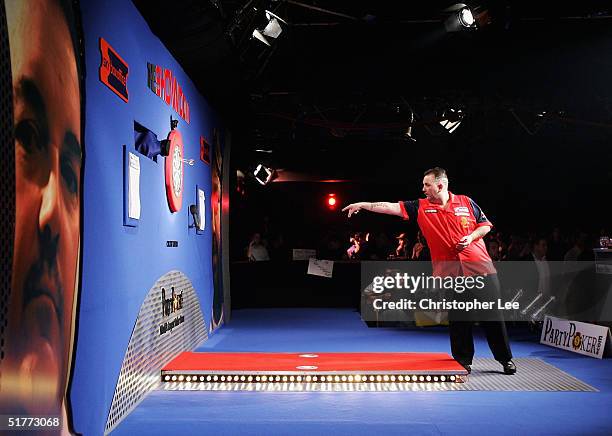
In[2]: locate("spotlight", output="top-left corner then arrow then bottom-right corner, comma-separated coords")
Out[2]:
164,375 -> 170,381
439,108 -> 464,133
252,29 -> 271,47
458,7 -> 475,27
252,10 -> 287,46
253,164 -> 276,185
444,3 -> 478,32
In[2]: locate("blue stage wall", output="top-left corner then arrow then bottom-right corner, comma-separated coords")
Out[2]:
70,1 -> 222,434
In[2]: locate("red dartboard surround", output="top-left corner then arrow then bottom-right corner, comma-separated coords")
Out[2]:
165,129 -> 184,212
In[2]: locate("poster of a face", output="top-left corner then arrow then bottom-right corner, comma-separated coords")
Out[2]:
0,0 -> 82,431
211,128 -> 224,329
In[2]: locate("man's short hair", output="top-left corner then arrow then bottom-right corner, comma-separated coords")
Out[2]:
424,167 -> 448,183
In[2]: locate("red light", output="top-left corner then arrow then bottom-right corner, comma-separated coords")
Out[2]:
326,193 -> 337,209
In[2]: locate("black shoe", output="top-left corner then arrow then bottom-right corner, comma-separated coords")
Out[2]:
459,363 -> 472,374
501,360 -> 516,375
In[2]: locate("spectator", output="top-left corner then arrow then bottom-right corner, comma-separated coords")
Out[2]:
247,233 -> 270,261
547,227 -> 567,261
347,232 -> 372,260
521,236 -> 551,296
411,231 -> 430,261
507,234 -> 530,260
372,232 -> 393,260
390,232 -> 410,259
487,239 -> 502,261
564,232 -> 587,261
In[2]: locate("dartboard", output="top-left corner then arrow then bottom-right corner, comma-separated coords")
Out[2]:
172,145 -> 182,196
165,129 -> 184,212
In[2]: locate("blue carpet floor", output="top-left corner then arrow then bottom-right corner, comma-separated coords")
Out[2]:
112,308 -> 612,435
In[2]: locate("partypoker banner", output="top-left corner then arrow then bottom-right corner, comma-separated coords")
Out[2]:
0,0 -> 83,433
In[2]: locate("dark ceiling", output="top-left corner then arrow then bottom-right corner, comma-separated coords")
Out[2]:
133,1 -> 612,185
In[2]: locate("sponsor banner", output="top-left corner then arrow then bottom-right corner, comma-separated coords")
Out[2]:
307,259 -> 334,278
99,37 -> 129,102
540,316 -> 611,359
293,249 -> 317,261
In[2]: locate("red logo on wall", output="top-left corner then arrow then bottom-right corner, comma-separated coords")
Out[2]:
165,129 -> 184,212
200,136 -> 210,164
99,37 -> 129,102
147,62 -> 191,123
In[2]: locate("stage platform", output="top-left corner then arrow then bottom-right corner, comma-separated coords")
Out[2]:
161,351 -> 467,385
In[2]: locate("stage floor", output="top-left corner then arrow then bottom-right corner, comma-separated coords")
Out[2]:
112,308 -> 612,436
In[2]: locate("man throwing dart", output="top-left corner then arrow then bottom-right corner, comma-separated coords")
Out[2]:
343,167 -> 516,375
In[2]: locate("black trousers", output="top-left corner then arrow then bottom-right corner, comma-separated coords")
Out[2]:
448,274 -> 512,365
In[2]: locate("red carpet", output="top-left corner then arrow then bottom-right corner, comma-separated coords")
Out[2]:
162,352 -> 466,375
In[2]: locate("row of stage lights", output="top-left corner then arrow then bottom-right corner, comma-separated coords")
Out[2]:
162,374 -> 458,383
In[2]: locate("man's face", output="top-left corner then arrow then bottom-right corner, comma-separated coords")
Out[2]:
534,239 -> 548,259
422,174 -> 442,201
488,241 -> 500,260
4,0 -> 81,413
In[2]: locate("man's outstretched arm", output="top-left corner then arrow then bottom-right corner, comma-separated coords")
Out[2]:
342,202 -> 402,217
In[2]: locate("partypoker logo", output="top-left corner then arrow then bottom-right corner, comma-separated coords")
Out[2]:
572,332 -> 582,350
99,37 -> 129,102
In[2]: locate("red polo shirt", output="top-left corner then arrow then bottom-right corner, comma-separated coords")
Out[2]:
399,192 -> 496,277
